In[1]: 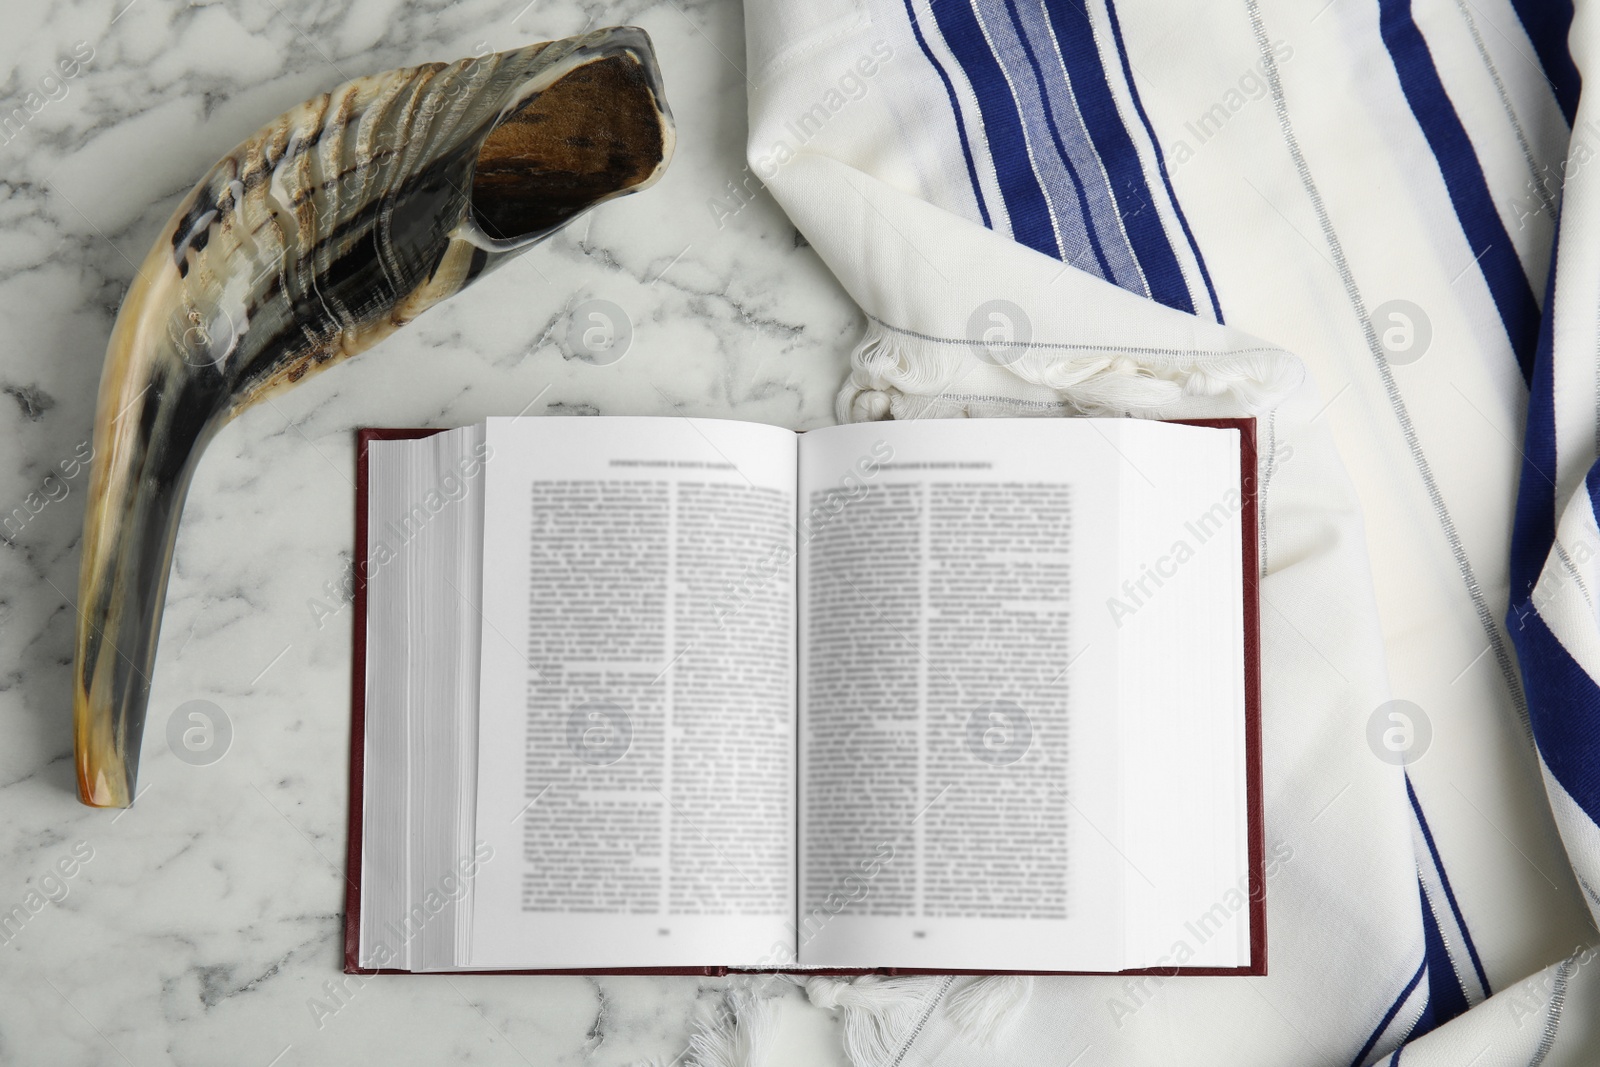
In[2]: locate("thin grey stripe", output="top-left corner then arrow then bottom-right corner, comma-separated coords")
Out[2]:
1244,0 -> 1531,734
1452,0 -> 1557,222
915,392 -> 1071,409
1576,875 -> 1600,915
887,975 -> 957,1067
1382,967 -> 1432,1054
1414,867 -> 1467,1001
1552,538 -> 1592,611
866,313 -> 1290,361
1416,861 -> 1485,1004
1528,954 -> 1574,1067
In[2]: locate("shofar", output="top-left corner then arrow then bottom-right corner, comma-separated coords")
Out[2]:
73,27 -> 675,807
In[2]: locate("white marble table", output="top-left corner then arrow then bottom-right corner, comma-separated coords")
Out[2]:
0,1 -> 855,1062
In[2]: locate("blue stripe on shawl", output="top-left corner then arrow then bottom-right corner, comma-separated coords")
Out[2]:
1508,0 -> 1579,126
1377,0 -> 1540,382
915,0 -> 1223,319
1508,233 -> 1561,604
1350,958 -> 1426,1067
1042,0 -> 1194,313
996,0 -> 1119,278
902,0 -> 995,228
1512,588 -> 1600,829
1418,878 -> 1471,1027
930,0 -> 1063,258
1103,0 -> 1224,321
1406,776 -> 1493,996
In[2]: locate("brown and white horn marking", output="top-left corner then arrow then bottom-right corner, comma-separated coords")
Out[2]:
74,27 -> 675,807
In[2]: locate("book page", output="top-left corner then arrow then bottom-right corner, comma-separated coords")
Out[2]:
359,427 -> 487,973
1112,423 -> 1249,970
468,417 -> 799,969
795,419 -> 1128,971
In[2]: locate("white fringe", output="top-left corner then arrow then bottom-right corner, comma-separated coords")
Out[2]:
684,985 -> 782,1067
944,975 -> 1033,1045
838,319 -> 1303,423
805,975 -> 946,1067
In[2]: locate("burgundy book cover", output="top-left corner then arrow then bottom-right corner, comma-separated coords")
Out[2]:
344,419 -> 1265,977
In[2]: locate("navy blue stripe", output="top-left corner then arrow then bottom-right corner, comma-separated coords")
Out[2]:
1406,776 -> 1493,996
998,0 -> 1116,279
1042,0 -> 1193,314
1418,878 -> 1470,1027
931,1 -> 1062,258
1512,592 -> 1600,829
1509,0 -> 1579,126
1391,1046 -> 1403,1067
902,0 -> 994,228
1509,232 -> 1561,606
1102,0 -> 1224,322
1350,958 -> 1426,1067
1378,0 -> 1539,382
1408,975 -> 1436,1057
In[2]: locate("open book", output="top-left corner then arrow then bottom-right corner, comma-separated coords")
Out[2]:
345,416 -> 1264,975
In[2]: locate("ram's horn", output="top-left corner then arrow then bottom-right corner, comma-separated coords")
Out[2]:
73,27 -> 674,807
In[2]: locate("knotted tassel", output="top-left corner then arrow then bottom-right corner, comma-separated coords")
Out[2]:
944,975 -> 1033,1046
685,985 -> 782,1067
805,975 -> 949,1067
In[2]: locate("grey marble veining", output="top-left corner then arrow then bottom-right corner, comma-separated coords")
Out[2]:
0,1 -> 855,1063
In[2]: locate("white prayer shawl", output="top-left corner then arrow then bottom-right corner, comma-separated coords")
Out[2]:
736,0 -> 1600,1063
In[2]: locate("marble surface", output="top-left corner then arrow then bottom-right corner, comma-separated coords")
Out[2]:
0,0 -> 857,1062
